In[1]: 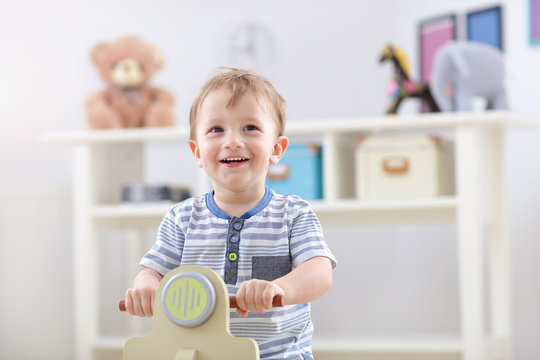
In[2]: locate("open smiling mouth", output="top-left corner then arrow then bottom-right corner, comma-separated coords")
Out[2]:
220,157 -> 249,165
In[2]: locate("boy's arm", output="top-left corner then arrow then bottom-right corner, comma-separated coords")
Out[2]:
235,256 -> 333,317
124,267 -> 163,317
274,256 -> 333,304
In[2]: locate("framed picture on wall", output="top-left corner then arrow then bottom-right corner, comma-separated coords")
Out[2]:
530,0 -> 540,45
418,14 -> 457,83
418,14 -> 456,112
466,5 -> 503,50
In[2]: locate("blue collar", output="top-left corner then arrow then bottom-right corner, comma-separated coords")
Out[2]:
205,186 -> 273,220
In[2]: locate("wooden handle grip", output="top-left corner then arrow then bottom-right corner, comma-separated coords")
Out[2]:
119,295 -> 283,312
228,295 -> 284,309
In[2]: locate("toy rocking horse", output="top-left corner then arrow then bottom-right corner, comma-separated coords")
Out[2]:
379,44 -> 439,115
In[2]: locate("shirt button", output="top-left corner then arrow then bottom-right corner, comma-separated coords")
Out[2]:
233,222 -> 243,230
230,235 -> 239,243
228,252 -> 238,261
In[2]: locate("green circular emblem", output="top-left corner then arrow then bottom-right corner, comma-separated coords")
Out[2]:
162,271 -> 216,327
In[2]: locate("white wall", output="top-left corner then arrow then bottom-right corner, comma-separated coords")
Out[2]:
0,186 -> 72,358
1,0 -> 539,359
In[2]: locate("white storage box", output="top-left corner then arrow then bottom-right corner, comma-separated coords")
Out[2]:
355,135 -> 455,199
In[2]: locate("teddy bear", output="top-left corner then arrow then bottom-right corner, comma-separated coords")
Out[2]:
86,36 -> 175,129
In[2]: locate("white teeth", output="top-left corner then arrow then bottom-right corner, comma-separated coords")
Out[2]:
222,157 -> 247,162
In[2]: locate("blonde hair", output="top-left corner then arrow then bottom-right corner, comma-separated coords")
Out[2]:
189,68 -> 286,139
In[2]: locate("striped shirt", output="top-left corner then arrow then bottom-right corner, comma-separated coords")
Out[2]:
140,187 -> 337,359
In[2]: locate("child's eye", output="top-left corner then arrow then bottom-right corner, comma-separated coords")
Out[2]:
243,125 -> 258,131
209,126 -> 223,133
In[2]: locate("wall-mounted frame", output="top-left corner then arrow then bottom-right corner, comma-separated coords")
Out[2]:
418,14 -> 457,112
530,0 -> 540,45
466,5 -> 503,50
418,14 -> 457,83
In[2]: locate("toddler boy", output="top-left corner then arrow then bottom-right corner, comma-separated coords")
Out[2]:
124,68 -> 337,359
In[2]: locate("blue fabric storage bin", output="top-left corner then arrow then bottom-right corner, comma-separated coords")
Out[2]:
266,143 -> 323,200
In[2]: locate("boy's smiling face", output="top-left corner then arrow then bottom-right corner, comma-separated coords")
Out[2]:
189,87 -> 288,196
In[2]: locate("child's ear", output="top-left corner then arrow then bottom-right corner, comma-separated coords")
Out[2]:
270,136 -> 289,164
189,140 -> 203,168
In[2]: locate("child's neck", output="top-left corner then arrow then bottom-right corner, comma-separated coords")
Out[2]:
212,185 -> 266,218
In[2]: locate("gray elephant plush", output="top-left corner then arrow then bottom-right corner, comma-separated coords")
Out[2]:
429,41 -> 508,112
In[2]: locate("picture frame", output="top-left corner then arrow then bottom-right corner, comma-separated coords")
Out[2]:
418,14 -> 457,83
530,0 -> 540,45
466,5 -> 503,50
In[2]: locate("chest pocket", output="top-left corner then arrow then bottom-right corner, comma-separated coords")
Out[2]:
251,255 -> 293,281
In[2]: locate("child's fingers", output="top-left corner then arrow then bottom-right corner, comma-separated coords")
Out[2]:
131,295 -> 144,317
236,308 -> 248,317
124,286 -> 157,317
260,283 -> 284,310
262,286 -> 277,309
125,288 -> 145,316
244,283 -> 257,312
124,291 -> 134,315
253,286 -> 267,313
236,280 -> 283,313
243,282 -> 257,312
235,284 -> 248,312
141,293 -> 153,316
125,290 -> 143,316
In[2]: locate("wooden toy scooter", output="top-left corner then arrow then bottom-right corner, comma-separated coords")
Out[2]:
119,265 -> 283,360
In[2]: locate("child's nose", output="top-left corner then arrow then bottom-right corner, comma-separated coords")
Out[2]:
223,132 -> 244,148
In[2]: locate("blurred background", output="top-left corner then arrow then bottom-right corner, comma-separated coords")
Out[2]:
1,0 -> 539,359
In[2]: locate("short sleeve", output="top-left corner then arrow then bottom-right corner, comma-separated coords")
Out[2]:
289,203 -> 337,269
139,205 -> 185,275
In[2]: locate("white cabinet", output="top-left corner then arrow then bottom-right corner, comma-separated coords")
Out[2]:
43,110 -> 529,360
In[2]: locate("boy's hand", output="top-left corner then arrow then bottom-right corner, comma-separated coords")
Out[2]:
124,284 -> 157,317
124,268 -> 162,317
235,279 -> 285,317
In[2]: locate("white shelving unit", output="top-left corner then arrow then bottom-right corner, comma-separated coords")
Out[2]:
43,110 -> 530,360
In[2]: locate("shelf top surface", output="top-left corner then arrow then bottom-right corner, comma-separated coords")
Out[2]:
42,111 -> 531,145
